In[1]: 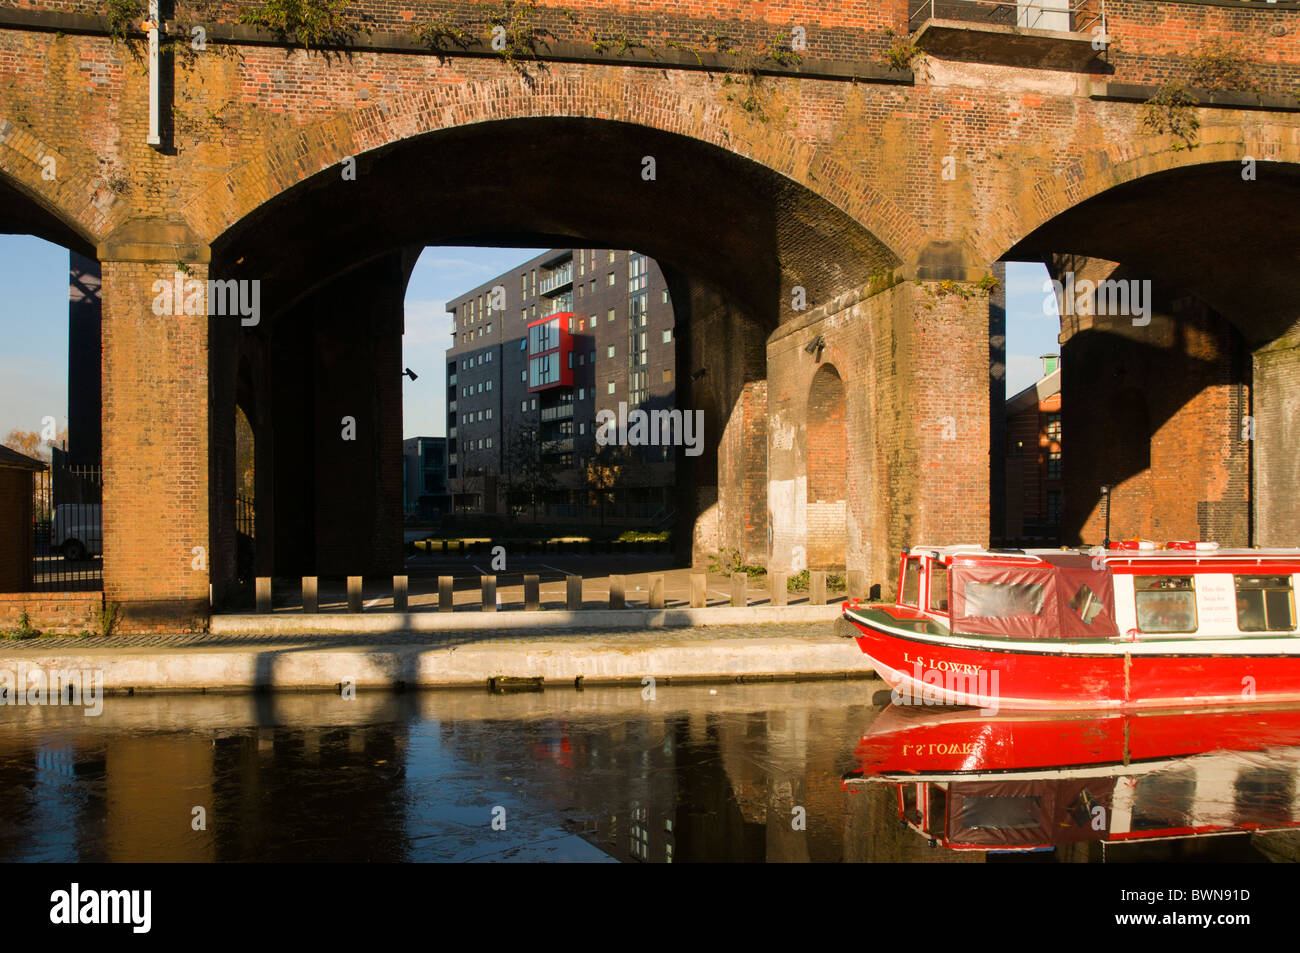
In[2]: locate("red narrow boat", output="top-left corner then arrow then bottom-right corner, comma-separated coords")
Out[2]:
843,703 -> 1300,851
840,543 -> 1300,710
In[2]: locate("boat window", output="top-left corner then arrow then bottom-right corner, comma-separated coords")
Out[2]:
1067,583 -> 1104,625
900,558 -> 921,607
959,795 -> 1042,830
929,564 -> 949,613
1135,576 -> 1197,633
1234,575 -> 1295,632
964,581 -> 1045,619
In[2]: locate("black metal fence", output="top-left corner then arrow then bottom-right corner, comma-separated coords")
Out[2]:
32,463 -> 102,592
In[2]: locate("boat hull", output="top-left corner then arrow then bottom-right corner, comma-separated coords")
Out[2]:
847,605 -> 1300,711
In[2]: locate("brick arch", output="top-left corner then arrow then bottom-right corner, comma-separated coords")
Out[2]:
182,68 -> 923,264
0,133 -> 101,255
805,362 -> 847,570
984,120 -> 1300,264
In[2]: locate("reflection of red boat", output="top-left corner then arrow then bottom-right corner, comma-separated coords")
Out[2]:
844,704 -> 1300,851
841,544 -> 1300,710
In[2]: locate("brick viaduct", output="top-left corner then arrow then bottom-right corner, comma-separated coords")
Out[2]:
1,0 -> 1298,630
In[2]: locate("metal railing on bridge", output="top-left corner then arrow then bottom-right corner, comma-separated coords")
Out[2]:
908,0 -> 1105,33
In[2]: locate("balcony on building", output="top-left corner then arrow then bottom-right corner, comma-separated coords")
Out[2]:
539,253 -> 574,297
908,0 -> 1107,70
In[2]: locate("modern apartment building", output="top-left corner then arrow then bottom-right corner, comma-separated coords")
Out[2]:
402,436 -> 450,520
446,248 -> 676,519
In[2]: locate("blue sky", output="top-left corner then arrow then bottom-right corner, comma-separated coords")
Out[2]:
0,238 -> 1060,442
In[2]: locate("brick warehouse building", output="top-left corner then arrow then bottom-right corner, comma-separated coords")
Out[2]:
447,249 -> 676,521
1003,355 -> 1063,545
2,0 -> 1299,632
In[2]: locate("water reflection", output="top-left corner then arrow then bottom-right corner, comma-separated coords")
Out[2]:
846,704 -> 1300,861
2,684 -> 1298,861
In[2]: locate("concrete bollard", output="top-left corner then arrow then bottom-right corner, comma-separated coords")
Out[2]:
810,571 -> 827,606
394,575 -> 408,612
256,577 -> 272,614
690,573 -> 706,608
438,575 -> 453,612
302,576 -> 318,614
347,576 -> 363,613
770,573 -> 788,607
731,572 -> 747,607
648,574 -> 665,609
524,573 -> 540,611
847,570 -> 868,600
481,574 -> 497,612
609,575 -> 625,609
566,574 -> 582,610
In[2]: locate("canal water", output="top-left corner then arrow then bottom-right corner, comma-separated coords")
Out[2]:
1,680 -> 1295,862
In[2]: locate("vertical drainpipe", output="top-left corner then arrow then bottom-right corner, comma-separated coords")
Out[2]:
147,0 -> 161,148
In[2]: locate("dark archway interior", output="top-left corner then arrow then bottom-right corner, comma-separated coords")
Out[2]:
0,176 -> 95,258
1008,161 -> 1300,345
1000,162 -> 1300,547
207,117 -> 899,577
211,117 -> 900,329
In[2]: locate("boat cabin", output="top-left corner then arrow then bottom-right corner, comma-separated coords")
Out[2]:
891,544 -> 1300,641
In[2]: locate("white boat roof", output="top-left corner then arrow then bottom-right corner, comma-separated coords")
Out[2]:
908,544 -> 1300,563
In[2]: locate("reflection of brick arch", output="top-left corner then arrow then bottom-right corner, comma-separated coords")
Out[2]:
806,363 -> 847,569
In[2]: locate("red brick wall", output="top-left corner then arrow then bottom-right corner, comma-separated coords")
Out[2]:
1063,294 -> 1251,546
101,261 -> 211,633
0,592 -> 102,635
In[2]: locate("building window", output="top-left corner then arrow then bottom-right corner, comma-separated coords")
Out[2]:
486,408 -> 492,420
1047,451 -> 1062,480
663,329 -> 672,343
477,383 -> 483,393
578,319 -> 585,331
477,355 -> 483,365
1047,489 -> 1062,525
521,370 -> 527,382
521,274 -> 527,297
578,354 -> 585,366
578,284 -> 584,298
530,270 -> 536,297
569,352 -> 574,368
579,422 -> 585,435
607,272 -> 616,286
521,309 -> 527,323
662,290 -> 669,304
608,250 -> 616,263
589,350 -> 596,363
486,323 -> 492,334
578,387 -> 585,400
579,248 -> 585,275
607,309 -> 615,323
663,369 -> 672,383
486,380 -> 492,391
531,305 -> 537,318
531,398 -> 537,410
487,437 -> 492,449
608,381 -> 615,394
486,351 -> 492,362
522,400 -> 528,412
1046,412 -> 1061,442
607,345 -> 615,358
